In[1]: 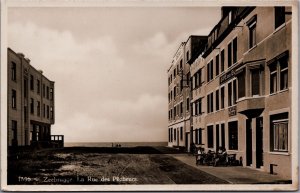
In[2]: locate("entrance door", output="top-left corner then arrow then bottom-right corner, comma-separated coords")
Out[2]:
216,124 -> 220,152
256,117 -> 263,168
185,133 -> 189,151
221,124 -> 225,149
246,119 -> 252,166
177,129 -> 179,146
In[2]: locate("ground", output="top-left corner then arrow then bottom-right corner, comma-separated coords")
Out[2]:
8,146 -> 228,184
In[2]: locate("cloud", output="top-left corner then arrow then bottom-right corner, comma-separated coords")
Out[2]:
8,21 -> 168,142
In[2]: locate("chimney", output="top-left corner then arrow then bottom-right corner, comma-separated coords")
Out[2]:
17,53 -> 25,58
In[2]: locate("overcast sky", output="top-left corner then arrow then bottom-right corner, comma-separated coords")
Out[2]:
8,7 -> 220,142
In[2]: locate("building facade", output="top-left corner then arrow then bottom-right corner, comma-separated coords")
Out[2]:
167,36 -> 207,151
168,6 -> 292,179
7,48 -> 61,147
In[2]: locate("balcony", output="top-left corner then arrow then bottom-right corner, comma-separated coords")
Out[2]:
237,96 -> 265,118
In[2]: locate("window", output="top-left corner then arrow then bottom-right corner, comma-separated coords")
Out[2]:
30,75 -> 34,90
43,104 -> 46,117
30,98 -> 34,114
233,79 -> 237,104
227,37 -> 238,68
180,102 -> 183,116
174,128 -> 176,141
270,112 -> 288,152
12,120 -> 17,141
280,58 -> 288,90
221,123 -> 225,148
195,98 -> 202,116
270,65 -> 277,94
46,86 -> 49,99
269,55 -> 289,93
50,107 -> 54,119
237,70 -> 246,98
207,125 -> 214,148
43,84 -> 46,97
170,128 -> 173,142
180,127 -> 183,140
221,50 -> 225,72
248,18 -> 257,49
216,89 -> 219,111
186,51 -> 189,61
228,80 -> 237,106
251,69 -> 260,96
24,79 -> 28,98
24,107 -> 28,122
207,60 -> 214,82
228,82 -> 232,106
12,89 -> 17,109
198,129 -> 202,145
227,42 -> 232,67
173,87 -> 176,98
11,62 -> 16,81
216,55 -> 219,76
186,98 -> 189,111
207,93 -> 214,113
195,129 -> 202,145
233,38 -> 237,64
180,60 -> 183,69
47,105 -> 50,119
275,7 -> 285,29
37,80 -> 40,94
37,101 -> 41,116
194,69 -> 202,88
168,129 -> 171,142
220,87 -> 225,109
228,121 -> 238,150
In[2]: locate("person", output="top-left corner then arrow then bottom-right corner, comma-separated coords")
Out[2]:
196,147 -> 205,165
214,147 -> 227,167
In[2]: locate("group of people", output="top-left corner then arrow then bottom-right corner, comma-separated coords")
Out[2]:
112,143 -> 122,148
192,143 -> 228,166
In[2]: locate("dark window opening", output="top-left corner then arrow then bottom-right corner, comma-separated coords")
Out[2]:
207,125 -> 214,148
251,69 -> 260,95
11,62 -> 16,81
228,121 -> 238,150
275,7 -> 285,29
12,89 -> 17,109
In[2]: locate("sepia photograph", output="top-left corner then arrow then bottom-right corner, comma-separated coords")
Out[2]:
0,0 -> 298,191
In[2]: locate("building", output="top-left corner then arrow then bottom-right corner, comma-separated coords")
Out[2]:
8,48 -> 63,148
167,36 -> 207,151
168,6 -> 292,179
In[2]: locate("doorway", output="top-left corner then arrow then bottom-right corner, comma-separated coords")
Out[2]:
216,124 -> 219,152
185,133 -> 189,151
246,119 -> 252,166
256,117 -> 263,168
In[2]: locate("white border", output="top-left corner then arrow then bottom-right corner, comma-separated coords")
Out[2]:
1,0 -> 298,191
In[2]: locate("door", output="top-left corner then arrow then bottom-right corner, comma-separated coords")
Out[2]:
256,117 -> 263,168
216,124 -> 220,152
186,133 -> 190,152
246,119 -> 252,166
221,124 -> 225,149
177,129 -> 179,146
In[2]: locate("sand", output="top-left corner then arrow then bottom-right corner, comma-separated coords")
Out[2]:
8,146 -> 228,184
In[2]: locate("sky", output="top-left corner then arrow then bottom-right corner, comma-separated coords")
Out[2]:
8,7 -> 220,142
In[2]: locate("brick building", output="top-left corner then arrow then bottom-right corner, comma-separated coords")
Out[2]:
168,6 -> 292,179
7,48 -> 62,148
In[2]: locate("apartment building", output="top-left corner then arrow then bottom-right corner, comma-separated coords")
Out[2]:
168,6 -> 292,179
167,36 -> 207,150
7,48 -> 62,148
